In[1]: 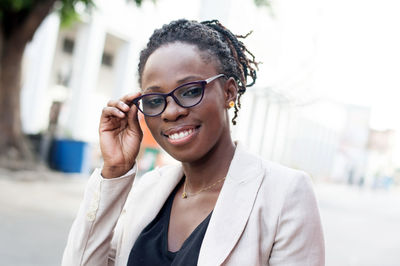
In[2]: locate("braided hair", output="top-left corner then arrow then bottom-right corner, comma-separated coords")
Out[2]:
138,19 -> 258,125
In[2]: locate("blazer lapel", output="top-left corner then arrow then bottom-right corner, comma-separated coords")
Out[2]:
198,143 -> 266,266
118,165 -> 183,264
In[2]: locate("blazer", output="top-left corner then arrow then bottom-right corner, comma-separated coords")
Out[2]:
62,143 -> 325,266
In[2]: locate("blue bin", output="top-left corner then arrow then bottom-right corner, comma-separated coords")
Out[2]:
49,139 -> 89,173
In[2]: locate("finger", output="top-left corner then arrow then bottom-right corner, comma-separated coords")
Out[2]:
106,99 -> 118,107
117,101 -> 130,112
127,103 -> 139,124
107,99 -> 131,113
101,106 -> 126,119
121,92 -> 142,105
127,104 -> 143,133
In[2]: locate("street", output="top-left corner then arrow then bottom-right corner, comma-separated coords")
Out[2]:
1,170 -> 399,266
316,183 -> 400,266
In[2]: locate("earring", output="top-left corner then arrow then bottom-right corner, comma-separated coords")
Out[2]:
228,101 -> 235,108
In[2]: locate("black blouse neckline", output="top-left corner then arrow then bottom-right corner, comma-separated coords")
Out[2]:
127,177 -> 213,266
164,187 -> 213,254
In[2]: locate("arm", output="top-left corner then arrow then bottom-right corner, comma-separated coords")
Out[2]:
269,172 -> 325,266
61,167 -> 136,266
62,93 -> 143,265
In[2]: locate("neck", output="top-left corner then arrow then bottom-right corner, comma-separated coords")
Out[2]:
182,136 -> 236,192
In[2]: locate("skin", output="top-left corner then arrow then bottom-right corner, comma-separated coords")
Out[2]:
99,42 -> 238,252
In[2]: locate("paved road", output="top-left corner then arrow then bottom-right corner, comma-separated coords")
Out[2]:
316,184 -> 400,266
0,170 -> 85,266
1,170 -> 399,266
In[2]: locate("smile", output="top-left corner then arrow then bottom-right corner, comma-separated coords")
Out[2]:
168,129 -> 194,140
163,126 -> 199,145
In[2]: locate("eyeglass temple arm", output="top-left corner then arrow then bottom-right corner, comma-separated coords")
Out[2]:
205,74 -> 226,84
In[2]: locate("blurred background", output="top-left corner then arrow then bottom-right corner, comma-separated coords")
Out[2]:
1,0 -> 399,265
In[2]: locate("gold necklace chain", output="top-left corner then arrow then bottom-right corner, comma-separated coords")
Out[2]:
182,176 -> 226,199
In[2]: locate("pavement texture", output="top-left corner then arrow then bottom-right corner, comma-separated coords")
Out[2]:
0,168 -> 399,266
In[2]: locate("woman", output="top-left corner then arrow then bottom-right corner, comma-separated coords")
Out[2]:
62,19 -> 325,266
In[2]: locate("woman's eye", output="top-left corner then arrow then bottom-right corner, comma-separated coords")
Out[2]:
143,96 -> 164,108
181,86 -> 202,98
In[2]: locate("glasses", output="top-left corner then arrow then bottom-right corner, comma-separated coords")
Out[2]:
131,74 -> 226,117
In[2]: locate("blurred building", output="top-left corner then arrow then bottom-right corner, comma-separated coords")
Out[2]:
366,129 -> 397,188
20,0 -> 382,183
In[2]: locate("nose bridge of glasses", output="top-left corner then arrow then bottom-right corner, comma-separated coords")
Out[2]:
159,95 -> 188,121
165,92 -> 184,109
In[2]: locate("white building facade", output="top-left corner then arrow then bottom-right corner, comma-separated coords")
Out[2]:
21,0 -> 371,181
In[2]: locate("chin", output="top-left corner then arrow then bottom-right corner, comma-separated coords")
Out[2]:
159,144 -> 204,163
167,150 -> 201,163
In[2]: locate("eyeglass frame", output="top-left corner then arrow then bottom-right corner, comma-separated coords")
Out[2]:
131,73 -> 227,117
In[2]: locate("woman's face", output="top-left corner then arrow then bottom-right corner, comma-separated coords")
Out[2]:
140,42 -> 235,163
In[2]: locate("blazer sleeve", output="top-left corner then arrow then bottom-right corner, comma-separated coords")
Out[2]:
61,167 -> 136,266
269,172 -> 325,266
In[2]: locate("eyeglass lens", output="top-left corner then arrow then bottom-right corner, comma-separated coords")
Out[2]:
138,82 -> 205,116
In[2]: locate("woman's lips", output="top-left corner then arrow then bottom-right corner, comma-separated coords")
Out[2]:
163,126 -> 199,145
168,128 -> 194,140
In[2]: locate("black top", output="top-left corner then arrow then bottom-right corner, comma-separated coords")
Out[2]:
127,179 -> 212,266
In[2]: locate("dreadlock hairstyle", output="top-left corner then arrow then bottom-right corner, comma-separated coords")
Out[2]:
138,19 -> 258,125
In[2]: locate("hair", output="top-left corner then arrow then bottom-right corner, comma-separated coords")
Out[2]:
138,19 -> 258,125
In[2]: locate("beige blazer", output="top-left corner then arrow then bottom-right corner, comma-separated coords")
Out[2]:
62,143 -> 325,266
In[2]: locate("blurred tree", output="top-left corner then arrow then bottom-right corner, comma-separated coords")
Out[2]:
0,0 -> 269,168
0,0 -> 144,168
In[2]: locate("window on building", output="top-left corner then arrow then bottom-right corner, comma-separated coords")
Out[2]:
101,52 -> 113,67
62,38 -> 74,54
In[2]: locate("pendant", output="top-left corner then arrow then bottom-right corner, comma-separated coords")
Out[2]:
182,192 -> 187,199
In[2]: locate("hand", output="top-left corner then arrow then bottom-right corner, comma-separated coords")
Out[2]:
99,93 -> 143,178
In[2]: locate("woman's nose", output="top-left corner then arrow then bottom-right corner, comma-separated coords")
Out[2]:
161,96 -> 189,122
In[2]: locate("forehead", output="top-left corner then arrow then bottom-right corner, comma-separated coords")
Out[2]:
141,42 -> 219,89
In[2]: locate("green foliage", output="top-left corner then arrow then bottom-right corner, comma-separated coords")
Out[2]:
0,0 -> 33,20
58,0 -> 144,27
254,0 -> 271,8
58,0 -> 94,28
133,0 -> 143,6
0,0 -> 34,11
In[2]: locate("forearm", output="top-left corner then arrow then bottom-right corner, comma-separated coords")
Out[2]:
62,166 -> 136,266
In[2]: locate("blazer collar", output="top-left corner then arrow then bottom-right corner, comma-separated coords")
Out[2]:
120,142 -> 265,265
198,142 -> 266,265
120,164 -> 183,262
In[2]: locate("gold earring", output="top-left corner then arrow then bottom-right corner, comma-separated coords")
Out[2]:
228,101 -> 235,108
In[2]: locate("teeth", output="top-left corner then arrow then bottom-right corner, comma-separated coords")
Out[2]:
168,129 -> 193,140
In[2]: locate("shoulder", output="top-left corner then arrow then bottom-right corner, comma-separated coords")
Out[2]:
257,156 -> 314,197
235,142 -> 311,188
234,144 -> 315,209
262,159 -> 312,188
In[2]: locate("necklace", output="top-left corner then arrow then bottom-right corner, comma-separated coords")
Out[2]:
182,176 -> 226,199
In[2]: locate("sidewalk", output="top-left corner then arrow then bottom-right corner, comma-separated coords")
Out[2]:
316,182 -> 400,266
1,169 -> 399,266
0,168 -> 87,266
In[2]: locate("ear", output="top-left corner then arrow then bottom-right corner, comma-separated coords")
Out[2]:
223,77 -> 238,108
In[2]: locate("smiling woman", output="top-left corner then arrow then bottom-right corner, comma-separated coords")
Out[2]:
62,19 -> 325,266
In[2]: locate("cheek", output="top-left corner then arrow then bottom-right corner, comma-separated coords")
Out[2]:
200,101 -> 228,131
203,91 -> 227,119
144,118 -> 160,140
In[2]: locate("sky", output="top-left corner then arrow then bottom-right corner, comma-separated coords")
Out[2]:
313,0 -> 400,130
216,0 -> 400,131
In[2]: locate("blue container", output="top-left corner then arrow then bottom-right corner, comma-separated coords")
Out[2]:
49,139 -> 89,173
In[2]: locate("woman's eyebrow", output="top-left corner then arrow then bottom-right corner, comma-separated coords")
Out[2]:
177,75 -> 203,84
143,75 -> 203,93
143,86 -> 161,93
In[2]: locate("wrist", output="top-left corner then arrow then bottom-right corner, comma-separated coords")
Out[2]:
101,164 -> 134,179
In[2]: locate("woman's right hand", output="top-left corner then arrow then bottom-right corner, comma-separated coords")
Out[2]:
99,92 -> 143,178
